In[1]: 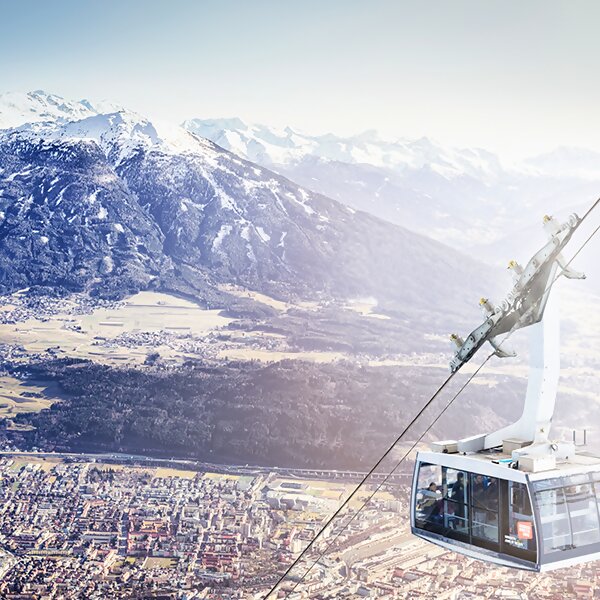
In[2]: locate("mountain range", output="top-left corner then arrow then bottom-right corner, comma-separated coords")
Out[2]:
0,90 -> 495,323
0,90 -> 120,129
184,117 -> 600,264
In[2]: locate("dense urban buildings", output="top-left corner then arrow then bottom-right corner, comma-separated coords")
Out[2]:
0,456 -> 596,599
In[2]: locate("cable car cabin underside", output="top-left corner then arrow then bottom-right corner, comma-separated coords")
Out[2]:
411,449 -> 600,572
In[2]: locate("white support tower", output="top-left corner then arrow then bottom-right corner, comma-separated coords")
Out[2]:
457,283 -> 562,455
443,213 -> 587,470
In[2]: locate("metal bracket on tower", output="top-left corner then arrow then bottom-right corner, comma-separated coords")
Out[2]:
447,214 -> 586,453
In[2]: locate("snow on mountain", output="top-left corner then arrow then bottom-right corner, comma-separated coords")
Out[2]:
523,147 -> 600,180
183,117 -> 505,182
0,90 -> 129,131
183,117 -> 600,262
183,118 -> 519,249
0,93 -> 497,321
12,110 -> 209,166
0,90 -> 198,166
1,91 -> 593,305
184,117 -> 600,183
0,90 -> 99,129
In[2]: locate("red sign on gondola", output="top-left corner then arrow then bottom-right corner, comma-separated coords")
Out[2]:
517,521 -> 533,540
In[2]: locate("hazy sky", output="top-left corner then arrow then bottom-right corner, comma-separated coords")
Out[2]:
2,0 -> 600,159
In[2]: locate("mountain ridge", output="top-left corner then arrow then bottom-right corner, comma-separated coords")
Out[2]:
182,116 -> 600,260
0,91 -> 497,326
182,116 -> 505,182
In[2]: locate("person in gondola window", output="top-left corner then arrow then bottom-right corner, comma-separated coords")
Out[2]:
417,482 -> 443,530
451,472 -> 466,525
472,474 -> 487,537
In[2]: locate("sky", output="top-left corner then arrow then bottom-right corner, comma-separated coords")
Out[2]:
2,0 -> 600,160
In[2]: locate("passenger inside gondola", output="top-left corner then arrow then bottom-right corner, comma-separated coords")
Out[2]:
415,465 -> 505,547
415,465 -> 444,531
445,470 -> 468,532
417,482 -> 443,528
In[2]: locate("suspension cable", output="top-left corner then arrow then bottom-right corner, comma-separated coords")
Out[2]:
262,369 -> 460,598
277,352 -> 494,599
264,199 -> 600,599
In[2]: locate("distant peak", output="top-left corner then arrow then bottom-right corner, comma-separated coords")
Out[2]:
79,99 -> 96,112
187,117 -> 248,131
31,89 -> 52,96
29,90 -> 65,103
413,135 -> 434,145
0,90 -> 98,130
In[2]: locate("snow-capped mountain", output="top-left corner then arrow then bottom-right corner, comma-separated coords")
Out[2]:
183,117 -> 600,261
14,110 -> 206,166
0,90 -> 119,129
0,91 -> 495,319
183,118 -> 504,181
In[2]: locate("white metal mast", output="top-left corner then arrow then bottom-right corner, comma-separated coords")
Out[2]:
444,214 -> 586,469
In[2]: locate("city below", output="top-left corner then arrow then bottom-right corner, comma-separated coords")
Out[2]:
0,452 -> 596,599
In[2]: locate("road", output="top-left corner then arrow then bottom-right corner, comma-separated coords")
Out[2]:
0,449 -> 412,483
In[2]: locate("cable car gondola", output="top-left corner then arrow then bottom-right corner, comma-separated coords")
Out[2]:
411,212 -> 600,572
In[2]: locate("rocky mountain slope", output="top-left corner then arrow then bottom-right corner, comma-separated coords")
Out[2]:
183,118 -> 600,263
0,93 -> 497,323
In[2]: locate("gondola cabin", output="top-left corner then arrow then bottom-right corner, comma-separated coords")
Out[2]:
411,448 -> 600,572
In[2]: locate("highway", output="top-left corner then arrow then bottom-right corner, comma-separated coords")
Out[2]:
0,449 -> 412,483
